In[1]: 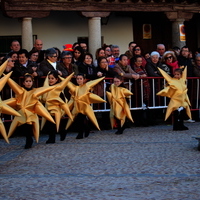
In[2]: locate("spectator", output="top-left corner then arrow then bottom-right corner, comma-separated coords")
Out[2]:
103,45 -> 112,58
72,46 -> 84,66
125,41 -> 136,60
156,44 -> 165,58
94,48 -> 105,67
107,45 -> 120,68
29,49 -> 39,63
40,48 -> 67,77
31,39 -> 45,63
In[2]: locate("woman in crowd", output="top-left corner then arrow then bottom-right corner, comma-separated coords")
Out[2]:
103,45 -> 112,58
60,51 -> 79,76
29,49 -> 39,63
130,45 -> 147,68
78,53 -> 98,80
40,48 -> 67,77
72,46 -> 84,66
161,51 -> 179,76
93,48 -> 105,67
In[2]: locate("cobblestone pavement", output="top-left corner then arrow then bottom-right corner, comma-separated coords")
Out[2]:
1,122 -> 200,200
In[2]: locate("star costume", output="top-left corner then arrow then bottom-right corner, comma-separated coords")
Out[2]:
4,77 -> 56,142
0,60 -> 21,143
41,73 -> 74,132
106,84 -> 133,129
156,67 -> 191,120
65,77 -> 106,130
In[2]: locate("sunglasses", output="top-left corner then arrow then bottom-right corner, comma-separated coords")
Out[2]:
134,49 -> 141,51
51,56 -> 58,58
165,56 -> 173,60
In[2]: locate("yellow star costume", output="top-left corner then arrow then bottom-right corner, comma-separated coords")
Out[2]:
65,77 -> 106,130
106,84 -> 133,129
41,73 -> 74,132
157,67 -> 191,120
4,77 -> 56,142
0,60 -> 21,143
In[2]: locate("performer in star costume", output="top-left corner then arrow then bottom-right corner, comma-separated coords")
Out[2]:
157,67 -> 191,130
106,75 -> 133,134
4,74 -> 56,148
41,70 -> 73,143
65,74 -> 106,139
0,60 -> 21,143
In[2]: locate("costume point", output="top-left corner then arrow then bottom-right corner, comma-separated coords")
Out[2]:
106,84 -> 134,129
41,73 -> 74,132
157,67 -> 191,121
65,77 -> 106,130
0,60 -> 22,143
4,78 -> 56,143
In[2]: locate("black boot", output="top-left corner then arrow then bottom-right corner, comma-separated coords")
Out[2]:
24,137 -> 33,149
60,131 -> 67,141
76,132 -> 83,139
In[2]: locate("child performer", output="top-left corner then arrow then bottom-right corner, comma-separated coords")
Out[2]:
4,74 -> 55,149
157,68 -> 191,131
65,74 -> 106,139
41,70 -> 73,143
106,75 -> 134,134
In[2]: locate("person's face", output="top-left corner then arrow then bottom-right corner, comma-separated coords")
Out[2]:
34,40 -> 43,51
157,45 -> 165,56
48,53 -> 57,62
62,55 -> 72,65
181,48 -> 189,58
11,41 -> 20,52
23,77 -> 33,88
112,48 -> 120,58
134,47 -> 141,55
76,75 -> 85,86
129,43 -> 136,51
19,53 -> 28,64
48,74 -> 58,86
80,43 -> 87,51
99,50 -> 105,57
11,53 -> 18,61
30,52 -> 39,62
105,47 -> 111,57
113,77 -> 122,87
165,54 -> 173,63
135,57 -> 143,66
99,58 -> 108,69
84,55 -> 92,65
196,57 -> 200,66
7,59 -> 15,68
119,56 -> 128,67
174,71 -> 182,79
151,55 -> 159,64
74,50 -> 81,59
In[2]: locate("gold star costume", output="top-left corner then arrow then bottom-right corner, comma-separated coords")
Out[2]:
157,67 -> 191,120
41,73 -> 74,132
0,60 -> 21,143
106,84 -> 133,129
4,77 -> 56,142
65,77 -> 106,130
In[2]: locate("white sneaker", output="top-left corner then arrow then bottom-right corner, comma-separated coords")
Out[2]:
184,119 -> 195,123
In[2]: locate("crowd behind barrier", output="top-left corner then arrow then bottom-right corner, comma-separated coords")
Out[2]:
1,76 -> 200,123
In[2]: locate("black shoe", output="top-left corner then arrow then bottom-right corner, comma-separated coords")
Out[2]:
46,139 -> 55,144
24,138 -> 33,149
115,130 -> 123,135
181,125 -> 189,130
76,132 -> 83,139
60,131 -> 67,141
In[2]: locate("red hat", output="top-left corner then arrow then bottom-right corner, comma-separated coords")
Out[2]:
63,44 -> 73,51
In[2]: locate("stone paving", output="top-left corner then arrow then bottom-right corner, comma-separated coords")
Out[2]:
0,122 -> 200,200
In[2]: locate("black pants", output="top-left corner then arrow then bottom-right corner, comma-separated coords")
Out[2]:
173,109 -> 188,130
22,124 -> 33,148
76,113 -> 90,138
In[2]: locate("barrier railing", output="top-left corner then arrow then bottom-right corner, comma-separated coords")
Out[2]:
1,76 -> 200,121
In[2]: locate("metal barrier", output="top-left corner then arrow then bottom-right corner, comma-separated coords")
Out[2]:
1,76 -> 200,121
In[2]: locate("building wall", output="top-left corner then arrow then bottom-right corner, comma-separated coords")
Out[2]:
0,11 -> 133,54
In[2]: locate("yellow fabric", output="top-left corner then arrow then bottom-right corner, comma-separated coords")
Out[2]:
106,84 -> 133,129
157,67 -> 191,120
65,77 -> 106,130
41,73 -> 74,131
5,77 -> 55,142
0,60 -> 22,143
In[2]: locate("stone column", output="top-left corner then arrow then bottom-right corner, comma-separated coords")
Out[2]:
82,12 -> 110,57
165,12 -> 193,48
21,17 -> 33,51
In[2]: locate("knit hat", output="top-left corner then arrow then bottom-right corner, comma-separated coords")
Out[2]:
63,44 -> 73,51
150,51 -> 160,57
